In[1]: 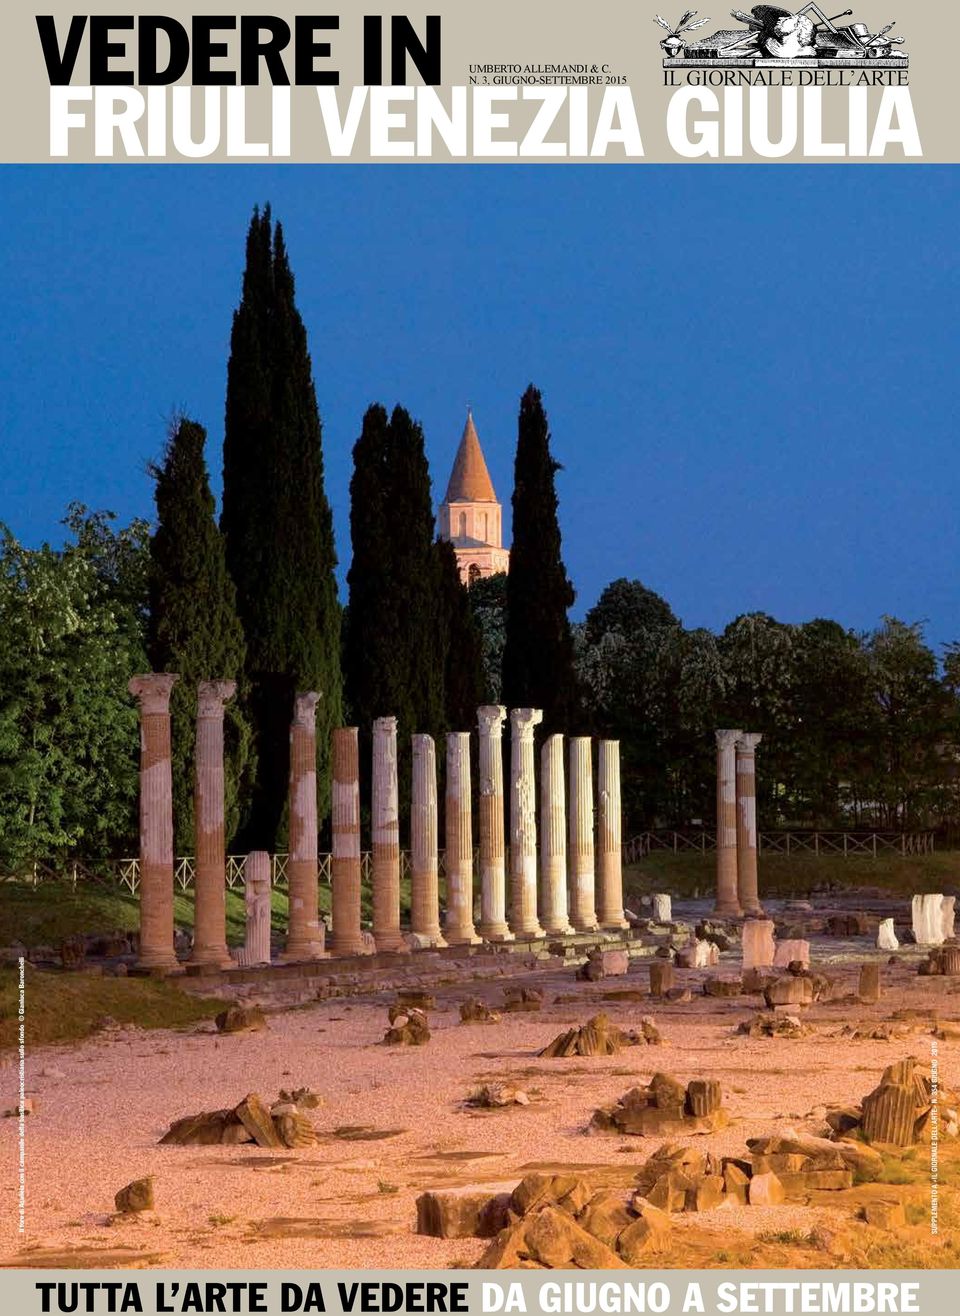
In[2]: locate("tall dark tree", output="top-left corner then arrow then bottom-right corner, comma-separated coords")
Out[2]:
436,540 -> 484,729
147,418 -> 252,852
221,208 -> 342,849
468,571 -> 508,703
501,385 -> 578,730
344,404 -> 444,795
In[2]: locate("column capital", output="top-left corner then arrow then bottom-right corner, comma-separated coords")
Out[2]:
197,679 -> 236,719
715,728 -> 743,751
373,714 -> 398,736
129,672 -> 179,714
599,737 -> 620,751
292,691 -> 320,729
510,707 -> 543,740
478,705 -> 507,736
412,732 -> 435,754
736,732 -> 763,754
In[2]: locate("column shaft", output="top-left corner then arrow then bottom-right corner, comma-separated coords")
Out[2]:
410,734 -> 444,945
445,732 -> 480,944
129,674 -> 180,971
736,733 -> 764,916
372,716 -> 404,950
539,734 -> 573,934
282,692 -> 324,960
242,850 -> 272,965
330,727 -> 364,955
597,739 -> 628,929
191,680 -> 236,967
568,736 -> 598,931
715,729 -> 743,917
478,705 -> 512,941
509,708 -> 544,938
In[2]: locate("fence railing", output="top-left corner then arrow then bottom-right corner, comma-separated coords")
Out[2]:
621,829 -> 936,864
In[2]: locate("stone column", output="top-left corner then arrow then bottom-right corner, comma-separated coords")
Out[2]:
597,739 -> 628,929
736,732 -> 764,916
190,679 -> 236,968
714,729 -> 743,917
478,705 -> 512,941
128,673 -> 180,971
509,708 -> 544,939
330,727 -> 364,956
282,693 -> 325,961
411,734 -> 444,946
568,736 -> 598,932
445,732 -> 480,944
371,716 -> 404,951
241,850 -> 272,966
539,735 -> 573,935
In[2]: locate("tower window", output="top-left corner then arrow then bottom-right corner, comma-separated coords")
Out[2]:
458,511 -> 466,538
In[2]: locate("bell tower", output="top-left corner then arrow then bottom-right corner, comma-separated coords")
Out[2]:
438,410 -> 510,586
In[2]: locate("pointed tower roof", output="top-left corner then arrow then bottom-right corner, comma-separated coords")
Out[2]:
443,410 -> 497,503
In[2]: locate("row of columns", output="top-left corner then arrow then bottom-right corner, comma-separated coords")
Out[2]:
128,675 -> 627,970
714,728 -> 763,918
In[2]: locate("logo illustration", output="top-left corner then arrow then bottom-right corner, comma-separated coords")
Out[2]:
655,5 -> 909,68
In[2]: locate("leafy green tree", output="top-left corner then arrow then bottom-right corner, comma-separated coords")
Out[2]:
221,207 -> 342,849
501,385 -> 578,731
468,571 -> 508,703
0,515 -> 148,871
147,417 -> 253,852
584,578 -> 678,647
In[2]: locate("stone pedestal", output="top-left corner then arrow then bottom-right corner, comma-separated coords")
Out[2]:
129,673 -> 180,971
912,894 -> 945,947
877,918 -> 899,951
509,709 -> 544,939
597,739 -> 628,929
371,716 -> 404,951
330,727 -> 364,956
240,850 -> 272,966
568,736 -> 598,932
773,938 -> 810,968
735,733 -> 763,916
190,680 -> 236,968
410,734 -> 444,946
741,918 -> 776,969
445,732 -> 480,944
477,706 -> 512,941
714,729 -> 743,917
539,734 -> 573,935
282,692 -> 325,962
859,962 -> 881,1003
652,893 -> 672,924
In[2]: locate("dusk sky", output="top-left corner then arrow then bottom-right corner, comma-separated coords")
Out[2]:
1,165 -> 957,649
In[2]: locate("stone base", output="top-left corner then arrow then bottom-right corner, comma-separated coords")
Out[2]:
713,903 -> 743,918
600,918 -> 630,931
446,929 -> 483,946
373,933 -> 410,954
479,925 -> 515,942
511,926 -> 545,941
278,944 -> 328,964
188,949 -> 234,971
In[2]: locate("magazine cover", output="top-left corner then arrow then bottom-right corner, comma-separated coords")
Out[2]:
1,2 -> 957,1313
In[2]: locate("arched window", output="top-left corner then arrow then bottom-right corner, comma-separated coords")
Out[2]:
458,511 -> 467,538
468,563 -> 482,585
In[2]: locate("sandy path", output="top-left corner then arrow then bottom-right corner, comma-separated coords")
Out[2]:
1,955 -> 956,1268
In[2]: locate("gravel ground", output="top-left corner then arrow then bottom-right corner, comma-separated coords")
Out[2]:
1,953 -> 957,1269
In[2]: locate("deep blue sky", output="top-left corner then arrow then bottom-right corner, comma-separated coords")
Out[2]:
1,166 -> 957,649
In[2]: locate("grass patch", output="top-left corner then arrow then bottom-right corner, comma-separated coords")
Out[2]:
0,964 -> 222,1051
756,1229 -> 817,1247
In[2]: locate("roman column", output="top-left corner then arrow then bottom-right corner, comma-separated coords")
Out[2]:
477,705 -> 512,941
445,732 -> 480,944
539,734 -> 573,935
715,728 -> 743,917
509,708 -> 544,939
568,736 -> 598,931
190,679 -> 236,968
282,692 -> 325,961
597,739 -> 629,929
371,716 -> 404,951
129,673 -> 180,971
411,734 -> 444,945
241,850 -> 272,966
330,727 -> 364,956
736,732 -> 764,916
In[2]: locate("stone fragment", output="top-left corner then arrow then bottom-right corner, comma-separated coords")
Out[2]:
863,1200 -> 906,1230
649,961 -> 675,996
616,1200 -> 672,1260
939,947 -> 960,977
384,1008 -> 431,1046
274,1111 -> 318,1148
942,896 -> 956,942
416,1185 -> 514,1239
764,976 -> 814,1009
652,894 -> 672,924
160,1110 -> 245,1146
503,986 -> 543,1012
114,1177 -> 154,1213
741,919 -> 776,970
861,1081 -> 916,1147
576,1192 -> 633,1248
510,1173 -> 596,1218
748,1171 -> 785,1206
687,1079 -> 722,1117
578,948 -> 629,981
858,963 -> 881,1003
234,1093 -> 283,1148
877,919 -> 899,951
540,1013 -> 622,1058
459,999 -> 501,1024
703,975 -> 742,997
912,894 -> 945,947
773,939 -> 810,969
480,1204 -> 628,1269
215,1004 -> 267,1034
646,1171 -> 694,1213
689,1174 -> 725,1212
640,1016 -> 662,1046
723,1162 -> 750,1203
466,1084 -> 530,1108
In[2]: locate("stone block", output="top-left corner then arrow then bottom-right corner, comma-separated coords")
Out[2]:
877,919 -> 899,951
763,975 -> 814,1008
858,963 -> 882,1003
773,939 -> 809,969
912,894 -> 945,947
415,1185 -> 514,1238
742,919 -> 776,970
748,1172 -> 785,1206
861,1081 -> 916,1148
652,894 -> 672,923
649,961 -> 675,996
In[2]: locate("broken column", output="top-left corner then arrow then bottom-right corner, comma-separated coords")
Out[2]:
190,680 -> 236,969
597,739 -> 628,929
240,850 -> 272,966
371,716 -> 404,952
652,893 -> 672,923
859,962 -> 881,1003
509,708 -> 544,939
741,918 -> 776,969
568,736 -> 598,932
477,705 -> 512,941
129,673 -> 180,972
912,894 -> 945,947
714,729 -> 743,918
877,918 -> 899,951
735,732 -> 763,916
282,692 -> 324,962
445,732 -> 480,944
539,734 -> 573,935
410,734 -> 444,946
330,727 -> 364,956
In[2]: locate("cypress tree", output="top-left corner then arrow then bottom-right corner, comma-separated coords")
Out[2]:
221,207 -> 342,849
501,385 -> 578,731
147,417 -> 253,852
344,404 -> 444,796
436,539 -> 484,729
